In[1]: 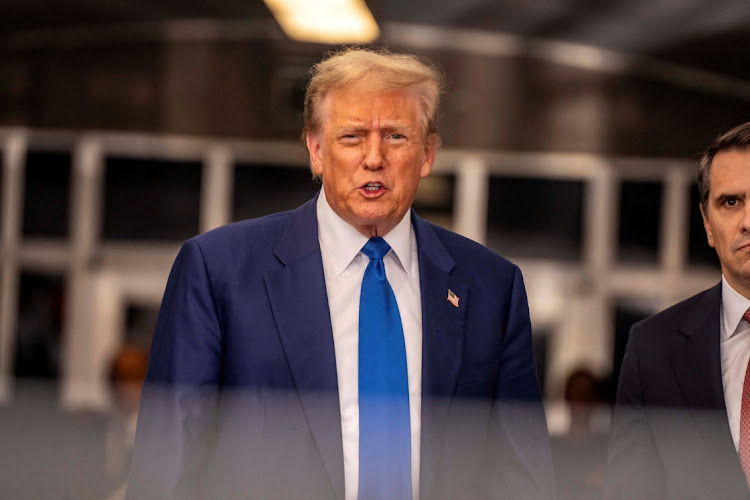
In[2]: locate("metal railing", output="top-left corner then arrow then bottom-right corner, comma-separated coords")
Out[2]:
0,127 -> 718,408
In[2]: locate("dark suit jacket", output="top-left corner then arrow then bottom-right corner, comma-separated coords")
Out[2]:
606,283 -> 749,499
127,196 -> 553,499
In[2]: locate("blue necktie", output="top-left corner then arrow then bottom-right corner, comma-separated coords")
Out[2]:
358,237 -> 411,500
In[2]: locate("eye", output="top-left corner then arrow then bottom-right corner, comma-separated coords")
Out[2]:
339,134 -> 360,144
724,198 -> 739,207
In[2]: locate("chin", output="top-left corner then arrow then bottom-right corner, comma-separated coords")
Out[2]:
354,216 -> 387,231
352,207 -> 390,223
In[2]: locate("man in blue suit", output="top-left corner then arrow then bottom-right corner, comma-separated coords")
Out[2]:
128,48 -> 553,499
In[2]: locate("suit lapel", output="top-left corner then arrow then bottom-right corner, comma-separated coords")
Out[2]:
669,283 -> 739,457
413,214 -> 467,499
263,206 -> 468,498
669,283 -> 748,492
670,283 -> 725,411
263,197 -> 344,499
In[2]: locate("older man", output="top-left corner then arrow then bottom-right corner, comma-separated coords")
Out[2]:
607,121 -> 750,498
128,48 -> 552,499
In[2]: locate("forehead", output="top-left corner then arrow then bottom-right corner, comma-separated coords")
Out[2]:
320,85 -> 422,127
710,149 -> 750,191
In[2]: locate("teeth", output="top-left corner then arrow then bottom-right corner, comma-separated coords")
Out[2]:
364,183 -> 382,191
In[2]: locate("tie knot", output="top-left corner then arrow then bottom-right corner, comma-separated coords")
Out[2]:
362,237 -> 391,261
744,309 -> 750,325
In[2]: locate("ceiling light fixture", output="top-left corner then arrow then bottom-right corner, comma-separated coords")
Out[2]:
263,0 -> 380,44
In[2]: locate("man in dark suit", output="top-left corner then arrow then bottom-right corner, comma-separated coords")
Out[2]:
607,121 -> 750,499
128,47 -> 553,499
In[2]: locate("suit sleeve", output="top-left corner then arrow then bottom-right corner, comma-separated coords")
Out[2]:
605,321 -> 665,499
487,265 -> 555,498
127,238 -> 223,499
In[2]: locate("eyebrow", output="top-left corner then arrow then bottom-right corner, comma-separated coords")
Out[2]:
333,120 -> 416,133
715,192 -> 746,204
379,120 -> 415,131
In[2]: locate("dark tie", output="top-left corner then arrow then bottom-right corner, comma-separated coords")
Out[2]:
740,309 -> 750,488
358,237 -> 411,500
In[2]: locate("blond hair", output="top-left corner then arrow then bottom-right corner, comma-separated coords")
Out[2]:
302,47 -> 445,147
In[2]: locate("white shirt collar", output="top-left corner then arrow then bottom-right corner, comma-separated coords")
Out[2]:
721,275 -> 750,340
316,189 -> 414,277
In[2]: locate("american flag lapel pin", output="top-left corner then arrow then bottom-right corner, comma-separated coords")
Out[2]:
447,289 -> 459,308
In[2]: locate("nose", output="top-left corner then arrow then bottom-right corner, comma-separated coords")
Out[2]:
363,135 -> 384,170
743,203 -> 750,232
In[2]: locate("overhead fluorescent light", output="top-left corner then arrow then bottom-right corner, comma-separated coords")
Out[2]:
264,0 -> 380,44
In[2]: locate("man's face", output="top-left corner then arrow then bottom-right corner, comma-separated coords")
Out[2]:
306,86 -> 436,237
701,149 -> 750,298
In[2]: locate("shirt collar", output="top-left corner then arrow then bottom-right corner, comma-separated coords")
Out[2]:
721,275 -> 750,340
316,188 -> 414,276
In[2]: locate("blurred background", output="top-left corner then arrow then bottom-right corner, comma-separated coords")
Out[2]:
1,0 -> 750,497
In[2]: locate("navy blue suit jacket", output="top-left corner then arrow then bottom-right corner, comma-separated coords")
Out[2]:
128,197 -> 553,499
606,284 -> 749,499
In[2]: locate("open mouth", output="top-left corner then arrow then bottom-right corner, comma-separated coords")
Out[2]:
363,182 -> 383,191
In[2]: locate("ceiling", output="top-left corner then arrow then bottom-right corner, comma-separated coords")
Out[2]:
1,0 -> 749,79
378,0 -> 750,78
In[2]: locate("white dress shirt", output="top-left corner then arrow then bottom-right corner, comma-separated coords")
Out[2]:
720,276 -> 750,451
317,189 -> 423,500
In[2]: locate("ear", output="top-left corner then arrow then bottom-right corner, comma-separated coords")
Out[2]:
700,203 -> 715,248
306,131 -> 323,177
419,135 -> 438,179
